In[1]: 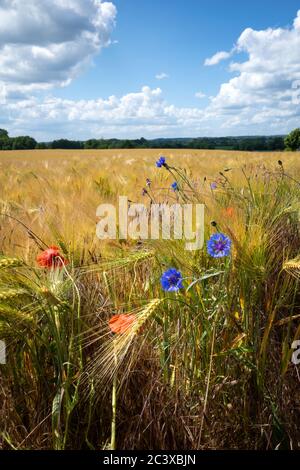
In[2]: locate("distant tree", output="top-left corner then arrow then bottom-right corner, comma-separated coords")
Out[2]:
12,136 -> 37,150
284,128 -> 300,151
138,137 -> 148,148
0,141 -> 12,150
35,142 -> 48,149
121,140 -> 134,149
50,139 -> 83,149
0,129 -> 9,138
84,139 -> 99,149
268,136 -> 285,151
0,128 -> 290,152
0,128 -> 12,150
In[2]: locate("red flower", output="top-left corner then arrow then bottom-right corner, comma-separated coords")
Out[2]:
225,207 -> 234,217
37,246 -> 68,269
222,207 -> 235,218
109,314 -> 136,334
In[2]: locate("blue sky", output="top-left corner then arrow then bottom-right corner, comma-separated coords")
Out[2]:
1,0 -> 300,140
58,0 -> 300,106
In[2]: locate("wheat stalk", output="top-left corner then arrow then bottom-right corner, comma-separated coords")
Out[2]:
83,298 -> 163,394
283,256 -> 300,278
0,257 -> 23,269
0,288 -> 27,300
83,250 -> 155,274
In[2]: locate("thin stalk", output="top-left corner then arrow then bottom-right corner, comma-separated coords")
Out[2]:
198,321 -> 216,447
110,342 -> 118,450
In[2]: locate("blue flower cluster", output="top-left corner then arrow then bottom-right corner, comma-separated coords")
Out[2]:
156,156 -> 166,168
156,156 -> 232,293
207,233 -> 231,258
160,268 -> 183,292
160,234 -> 231,294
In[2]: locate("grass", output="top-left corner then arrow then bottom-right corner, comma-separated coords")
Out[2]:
0,148 -> 300,450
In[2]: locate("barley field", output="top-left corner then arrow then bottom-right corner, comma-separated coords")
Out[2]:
1,149 -> 300,450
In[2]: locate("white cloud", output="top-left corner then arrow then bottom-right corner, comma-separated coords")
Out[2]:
0,0 -> 116,92
155,72 -> 169,80
294,10 -> 300,29
2,86 -> 206,140
2,9 -> 300,138
204,50 -> 232,66
207,10 -> 300,132
195,91 -> 206,99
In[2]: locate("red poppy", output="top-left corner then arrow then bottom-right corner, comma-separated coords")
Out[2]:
109,314 -> 136,334
37,246 -> 68,269
225,207 -> 234,217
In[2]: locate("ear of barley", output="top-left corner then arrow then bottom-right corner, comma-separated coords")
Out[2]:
130,298 -> 162,336
0,288 -> 27,300
283,257 -> 300,278
0,306 -> 34,325
0,257 -> 23,269
0,321 -> 21,338
85,250 -> 155,274
84,298 -> 163,395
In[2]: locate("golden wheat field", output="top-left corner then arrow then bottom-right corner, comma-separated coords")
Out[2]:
1,148 -> 300,450
0,148 -> 298,256
3,0 -> 300,459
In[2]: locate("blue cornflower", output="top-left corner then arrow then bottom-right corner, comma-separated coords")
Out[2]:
207,233 -> 231,258
160,268 -> 184,292
171,181 -> 178,191
156,156 -> 166,168
210,182 -> 217,190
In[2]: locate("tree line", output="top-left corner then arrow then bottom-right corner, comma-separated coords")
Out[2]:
1,127 -> 300,152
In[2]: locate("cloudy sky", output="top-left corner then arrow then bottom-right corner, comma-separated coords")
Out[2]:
1,0 -> 300,140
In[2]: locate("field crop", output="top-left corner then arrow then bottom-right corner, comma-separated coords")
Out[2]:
0,149 -> 300,450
